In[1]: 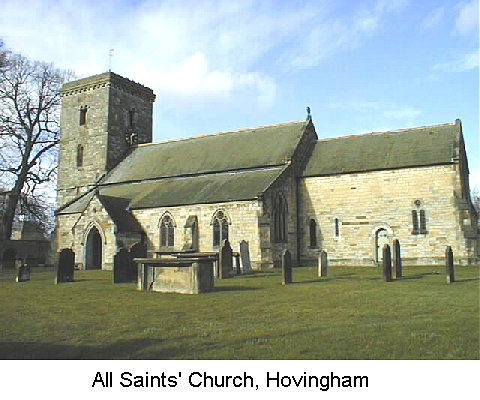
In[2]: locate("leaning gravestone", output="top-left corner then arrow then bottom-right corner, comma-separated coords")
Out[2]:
239,240 -> 252,274
382,244 -> 392,282
392,239 -> 402,279
318,250 -> 328,277
16,260 -> 31,282
114,248 -> 132,283
55,248 -> 75,284
282,249 -> 292,285
445,246 -> 454,284
218,239 -> 233,279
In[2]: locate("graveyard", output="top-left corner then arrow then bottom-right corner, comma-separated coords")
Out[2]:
0,262 -> 478,360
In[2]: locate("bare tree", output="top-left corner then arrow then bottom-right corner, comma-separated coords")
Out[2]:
0,40 -> 6,69
0,45 -> 70,239
472,188 -> 480,214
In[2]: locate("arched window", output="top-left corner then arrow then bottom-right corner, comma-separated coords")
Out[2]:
273,192 -> 288,242
79,106 -> 87,126
160,214 -> 175,247
412,200 -> 428,235
212,210 -> 229,247
309,219 -> 317,248
76,144 -> 84,167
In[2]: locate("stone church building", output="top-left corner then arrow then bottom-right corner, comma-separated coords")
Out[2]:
55,72 -> 478,270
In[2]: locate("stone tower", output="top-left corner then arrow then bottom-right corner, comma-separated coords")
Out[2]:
57,72 -> 155,208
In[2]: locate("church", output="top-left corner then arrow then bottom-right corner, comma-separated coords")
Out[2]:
55,72 -> 478,270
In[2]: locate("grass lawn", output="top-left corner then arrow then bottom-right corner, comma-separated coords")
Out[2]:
0,265 -> 478,359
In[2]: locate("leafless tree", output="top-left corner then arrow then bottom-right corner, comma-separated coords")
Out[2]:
0,40 -> 7,69
472,188 -> 480,214
0,44 -> 71,239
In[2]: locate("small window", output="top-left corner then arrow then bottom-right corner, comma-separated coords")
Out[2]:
212,210 -> 229,247
160,214 -> 175,247
419,210 -> 427,234
411,210 -> 419,234
76,144 -> 84,167
334,218 -> 340,237
309,219 -> 317,248
412,208 -> 427,235
128,108 -> 136,129
79,106 -> 87,126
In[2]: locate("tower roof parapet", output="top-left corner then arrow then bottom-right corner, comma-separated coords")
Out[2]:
60,71 -> 156,102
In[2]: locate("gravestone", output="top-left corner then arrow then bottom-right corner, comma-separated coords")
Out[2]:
218,239 -> 233,279
55,248 -> 75,284
382,244 -> 392,282
239,240 -> 252,274
445,246 -> 454,284
114,248 -> 132,283
16,260 -> 31,282
282,249 -> 292,285
318,250 -> 328,277
392,239 -> 402,279
234,254 -> 241,275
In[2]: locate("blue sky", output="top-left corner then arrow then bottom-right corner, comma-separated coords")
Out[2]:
2,0 -> 478,189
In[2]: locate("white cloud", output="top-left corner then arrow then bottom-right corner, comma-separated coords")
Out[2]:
432,49 -> 480,73
286,0 -> 408,68
0,0 -> 408,113
454,0 -> 479,35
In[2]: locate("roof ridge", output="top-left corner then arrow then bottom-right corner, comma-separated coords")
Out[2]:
138,120 -> 306,147
316,121 -> 456,143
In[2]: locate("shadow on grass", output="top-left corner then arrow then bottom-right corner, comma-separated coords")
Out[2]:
453,277 -> 480,283
289,279 -> 325,285
0,338 -> 192,360
212,286 -> 259,292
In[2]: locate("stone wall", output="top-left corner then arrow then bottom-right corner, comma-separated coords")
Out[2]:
132,200 -> 263,268
57,73 -> 154,209
56,196 -> 117,270
299,164 -> 477,265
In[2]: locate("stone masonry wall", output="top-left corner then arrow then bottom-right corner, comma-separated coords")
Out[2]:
56,196 -> 117,270
57,85 -> 110,208
57,73 -> 154,209
132,200 -> 263,268
299,164 -> 476,265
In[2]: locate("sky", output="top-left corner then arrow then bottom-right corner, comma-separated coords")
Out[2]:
1,0 -> 479,190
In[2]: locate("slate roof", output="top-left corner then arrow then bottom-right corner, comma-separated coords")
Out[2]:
102,120 -> 308,184
303,122 -> 459,177
58,121 -> 308,217
107,166 -> 287,209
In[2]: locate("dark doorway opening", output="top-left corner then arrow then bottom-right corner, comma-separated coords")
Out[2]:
85,226 -> 102,270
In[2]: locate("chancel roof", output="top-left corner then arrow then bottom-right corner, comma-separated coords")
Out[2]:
303,122 -> 459,177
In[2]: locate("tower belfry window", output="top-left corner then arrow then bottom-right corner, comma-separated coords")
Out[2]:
128,108 -> 136,129
79,106 -> 87,126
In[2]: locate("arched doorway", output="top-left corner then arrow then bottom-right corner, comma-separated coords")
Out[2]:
375,228 -> 389,262
85,226 -> 102,270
